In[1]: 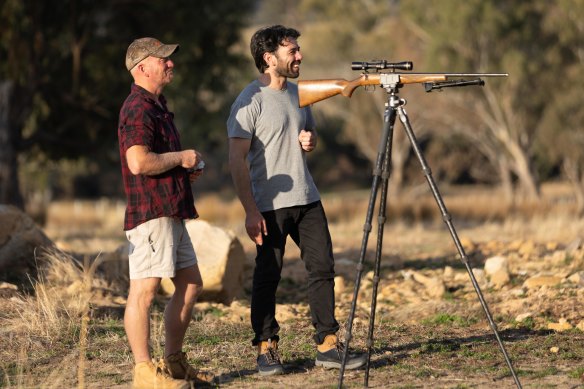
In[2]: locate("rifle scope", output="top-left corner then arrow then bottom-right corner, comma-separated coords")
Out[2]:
351,60 -> 413,71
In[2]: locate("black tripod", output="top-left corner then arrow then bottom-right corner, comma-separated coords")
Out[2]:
337,77 -> 522,389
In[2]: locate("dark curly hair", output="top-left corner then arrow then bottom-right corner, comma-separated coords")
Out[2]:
250,25 -> 301,73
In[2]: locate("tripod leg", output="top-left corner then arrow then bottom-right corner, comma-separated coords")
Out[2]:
338,102 -> 397,389
396,105 -> 522,389
364,103 -> 394,387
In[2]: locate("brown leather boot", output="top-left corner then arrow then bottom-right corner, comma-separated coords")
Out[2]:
164,351 -> 217,387
132,360 -> 190,389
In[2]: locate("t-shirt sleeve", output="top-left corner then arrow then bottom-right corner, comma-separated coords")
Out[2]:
226,96 -> 258,140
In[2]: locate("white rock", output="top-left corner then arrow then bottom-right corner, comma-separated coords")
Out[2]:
484,255 -> 508,275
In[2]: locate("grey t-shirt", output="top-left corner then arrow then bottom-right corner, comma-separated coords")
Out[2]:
227,80 -> 320,212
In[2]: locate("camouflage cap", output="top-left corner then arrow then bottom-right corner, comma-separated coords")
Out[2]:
125,37 -> 179,71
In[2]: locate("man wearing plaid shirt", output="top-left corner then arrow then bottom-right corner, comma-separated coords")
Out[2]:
118,37 -> 214,389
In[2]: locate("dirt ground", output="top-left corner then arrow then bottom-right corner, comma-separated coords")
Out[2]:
2,188 -> 584,388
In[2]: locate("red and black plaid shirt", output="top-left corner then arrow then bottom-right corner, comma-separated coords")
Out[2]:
118,83 -> 197,230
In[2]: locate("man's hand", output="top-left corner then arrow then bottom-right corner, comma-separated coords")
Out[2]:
180,149 -> 203,170
299,129 -> 317,152
245,209 -> 267,246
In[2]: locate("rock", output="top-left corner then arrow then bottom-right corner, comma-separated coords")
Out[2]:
567,271 -> 584,286
515,312 -> 533,322
545,242 -> 559,251
576,320 -> 584,332
523,275 -> 563,289
275,303 -> 301,322
159,220 -> 247,304
0,282 -> 18,290
518,240 -> 536,256
459,237 -> 476,252
334,276 -> 346,296
443,266 -> 455,280
547,318 -> 572,332
490,270 -> 511,288
410,270 -> 445,299
224,299 -> 250,323
565,238 -> 582,252
484,255 -> 508,275
549,346 -> 559,353
484,256 -> 511,288
455,268 -> 487,289
0,205 -> 54,279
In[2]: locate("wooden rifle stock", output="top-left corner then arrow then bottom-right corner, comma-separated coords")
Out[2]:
298,74 -> 380,107
298,73 -> 509,107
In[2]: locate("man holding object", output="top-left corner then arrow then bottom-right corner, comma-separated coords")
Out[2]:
118,37 -> 214,389
227,25 -> 366,376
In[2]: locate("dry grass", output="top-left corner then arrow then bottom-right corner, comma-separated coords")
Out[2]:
3,182 -> 584,388
1,249 -> 104,388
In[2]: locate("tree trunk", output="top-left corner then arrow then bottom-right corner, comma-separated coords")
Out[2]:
0,80 -> 24,208
563,158 -> 584,214
497,158 -> 514,205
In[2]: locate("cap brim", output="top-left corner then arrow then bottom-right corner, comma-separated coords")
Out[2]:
152,44 -> 179,58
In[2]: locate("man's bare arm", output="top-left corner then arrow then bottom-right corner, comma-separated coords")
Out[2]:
228,138 -> 267,245
126,145 -> 201,176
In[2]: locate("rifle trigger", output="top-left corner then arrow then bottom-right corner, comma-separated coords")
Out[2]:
365,84 -> 376,93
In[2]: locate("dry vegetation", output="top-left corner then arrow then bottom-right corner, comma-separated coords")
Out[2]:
2,182 -> 584,388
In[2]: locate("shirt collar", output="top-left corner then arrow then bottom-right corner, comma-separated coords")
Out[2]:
131,83 -> 167,107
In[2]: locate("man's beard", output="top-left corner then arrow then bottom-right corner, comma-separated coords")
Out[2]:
275,61 -> 300,79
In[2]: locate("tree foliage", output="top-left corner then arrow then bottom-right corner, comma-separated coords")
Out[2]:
0,0 -> 255,205
397,0 -> 583,200
294,0 -> 583,201
2,0 -> 583,209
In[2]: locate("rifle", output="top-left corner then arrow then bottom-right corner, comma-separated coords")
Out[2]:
298,72 -> 508,107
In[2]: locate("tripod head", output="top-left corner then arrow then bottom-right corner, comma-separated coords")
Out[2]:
351,60 -> 413,71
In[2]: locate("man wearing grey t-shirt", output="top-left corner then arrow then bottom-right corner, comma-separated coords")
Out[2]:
227,25 -> 365,377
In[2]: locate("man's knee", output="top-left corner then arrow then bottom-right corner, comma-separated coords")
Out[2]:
308,270 -> 335,283
190,280 -> 204,301
128,279 -> 161,308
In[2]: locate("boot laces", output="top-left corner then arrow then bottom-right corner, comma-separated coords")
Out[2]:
155,359 -> 173,380
264,339 -> 281,364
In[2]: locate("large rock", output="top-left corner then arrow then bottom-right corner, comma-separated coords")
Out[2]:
160,219 -> 247,304
0,204 -> 54,279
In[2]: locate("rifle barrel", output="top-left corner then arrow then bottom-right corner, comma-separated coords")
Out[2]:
421,73 -> 508,77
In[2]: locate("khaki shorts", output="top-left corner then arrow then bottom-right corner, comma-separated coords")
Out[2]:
126,217 -> 197,279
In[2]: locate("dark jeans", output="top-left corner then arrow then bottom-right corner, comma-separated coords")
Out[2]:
251,201 -> 339,346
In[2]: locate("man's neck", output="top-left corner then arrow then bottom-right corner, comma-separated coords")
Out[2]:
135,79 -> 163,98
258,73 -> 287,91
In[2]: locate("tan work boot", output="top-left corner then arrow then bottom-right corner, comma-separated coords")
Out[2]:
132,360 -> 190,389
164,351 -> 217,386
256,339 -> 284,376
317,334 -> 338,353
315,334 -> 366,370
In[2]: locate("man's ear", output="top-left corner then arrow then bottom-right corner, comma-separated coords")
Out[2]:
263,52 -> 276,69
